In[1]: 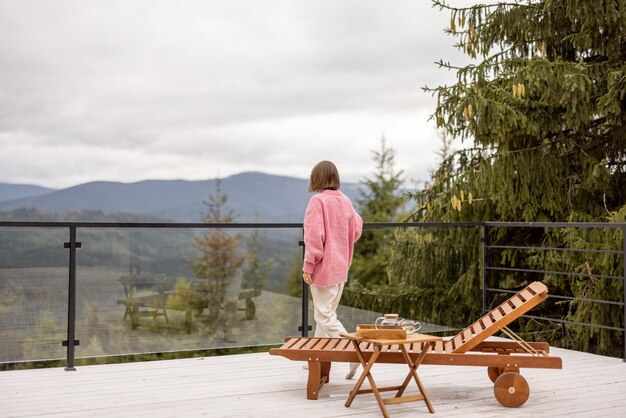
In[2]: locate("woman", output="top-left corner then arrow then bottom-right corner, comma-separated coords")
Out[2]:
302,160 -> 363,378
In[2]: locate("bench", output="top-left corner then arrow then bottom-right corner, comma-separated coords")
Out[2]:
116,274 -> 194,332
117,274 -> 260,333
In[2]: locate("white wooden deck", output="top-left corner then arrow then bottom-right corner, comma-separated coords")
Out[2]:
1,343 -> 626,418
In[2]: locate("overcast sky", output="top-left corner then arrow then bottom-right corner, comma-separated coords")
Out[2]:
0,0 -> 470,189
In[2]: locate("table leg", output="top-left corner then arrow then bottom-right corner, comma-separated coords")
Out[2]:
345,341 -> 375,406
365,347 -> 390,418
345,341 -> 363,406
398,344 -> 435,413
345,342 -> 391,418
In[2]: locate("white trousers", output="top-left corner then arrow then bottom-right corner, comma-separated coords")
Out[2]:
310,282 -> 347,338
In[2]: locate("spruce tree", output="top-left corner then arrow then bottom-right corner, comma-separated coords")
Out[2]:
385,0 -> 625,355
189,178 -> 245,340
191,178 -> 244,282
350,136 -> 406,289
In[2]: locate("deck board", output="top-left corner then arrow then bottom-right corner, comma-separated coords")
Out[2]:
1,343 -> 626,417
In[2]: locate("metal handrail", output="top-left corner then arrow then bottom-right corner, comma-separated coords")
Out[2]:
486,266 -> 624,281
0,220 -> 624,365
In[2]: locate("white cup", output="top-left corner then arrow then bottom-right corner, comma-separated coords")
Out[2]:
399,319 -> 421,333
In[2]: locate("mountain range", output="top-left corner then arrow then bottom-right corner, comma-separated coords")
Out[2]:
0,172 -> 362,222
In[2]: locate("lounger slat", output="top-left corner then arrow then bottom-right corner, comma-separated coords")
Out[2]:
320,338 -> 340,351
313,338 -> 330,350
282,337 -> 300,349
453,335 -> 464,350
499,303 -> 513,315
491,309 -> 503,322
358,341 -> 371,352
505,297 -> 517,309
410,342 -> 424,353
509,296 -> 524,309
529,281 -> 548,295
505,295 -> 524,309
519,289 -> 533,302
304,338 -> 321,349
463,328 -> 474,342
480,315 -> 493,329
433,340 -> 446,353
293,338 -> 311,350
330,338 -> 351,351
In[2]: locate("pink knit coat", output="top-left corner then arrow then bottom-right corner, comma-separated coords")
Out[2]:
302,189 -> 363,286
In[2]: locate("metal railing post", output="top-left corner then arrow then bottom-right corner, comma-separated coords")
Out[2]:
622,226 -> 626,362
298,239 -> 311,337
481,225 -> 488,315
63,226 -> 81,371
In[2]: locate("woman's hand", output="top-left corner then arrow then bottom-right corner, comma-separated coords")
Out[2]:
302,272 -> 313,285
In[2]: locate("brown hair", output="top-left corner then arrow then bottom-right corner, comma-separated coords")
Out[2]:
308,160 -> 340,192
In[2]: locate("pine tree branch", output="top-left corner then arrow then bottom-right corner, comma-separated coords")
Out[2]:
432,0 -> 541,12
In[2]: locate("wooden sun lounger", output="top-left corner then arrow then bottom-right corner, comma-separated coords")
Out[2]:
269,281 -> 562,407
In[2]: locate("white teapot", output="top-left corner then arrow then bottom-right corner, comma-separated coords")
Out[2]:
374,313 -> 400,328
375,314 -> 421,333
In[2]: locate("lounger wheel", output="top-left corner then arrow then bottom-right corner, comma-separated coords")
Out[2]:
244,298 -> 256,320
487,366 -> 520,383
493,372 -> 529,407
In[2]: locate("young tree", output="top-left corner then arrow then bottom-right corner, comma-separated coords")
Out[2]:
350,136 -> 406,289
189,178 -> 245,342
387,0 -> 625,355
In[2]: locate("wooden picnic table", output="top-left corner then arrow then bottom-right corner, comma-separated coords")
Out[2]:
116,274 -> 259,334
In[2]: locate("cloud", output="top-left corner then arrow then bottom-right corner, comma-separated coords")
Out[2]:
0,0 -> 469,188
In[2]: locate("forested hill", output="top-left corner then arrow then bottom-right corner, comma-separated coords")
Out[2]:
0,172 -> 360,222
0,184 -> 55,202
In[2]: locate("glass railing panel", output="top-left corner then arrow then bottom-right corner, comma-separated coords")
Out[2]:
74,227 -> 306,358
0,227 -> 68,363
0,222 -> 490,365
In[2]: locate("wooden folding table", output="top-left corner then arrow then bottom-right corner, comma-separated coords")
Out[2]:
341,332 -> 442,417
